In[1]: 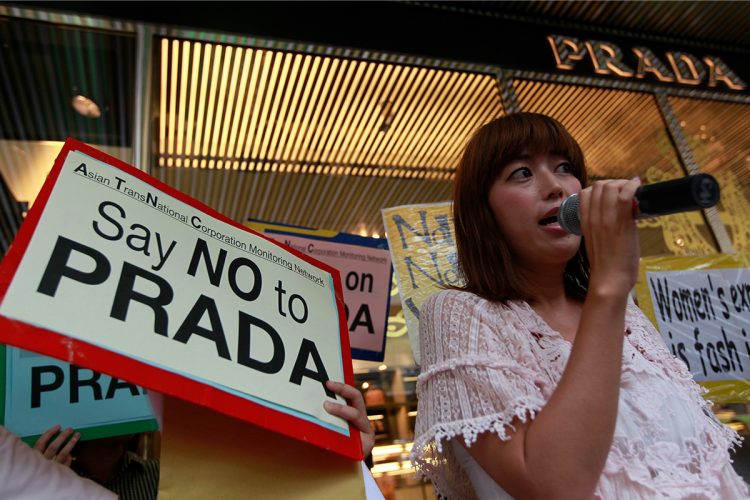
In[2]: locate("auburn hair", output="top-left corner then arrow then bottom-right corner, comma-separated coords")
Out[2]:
452,112 -> 590,302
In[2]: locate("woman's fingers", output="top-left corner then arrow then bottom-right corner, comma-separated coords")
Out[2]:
324,401 -> 364,427
326,380 -> 366,412
33,425 -> 79,466
580,177 -> 642,295
324,381 -> 371,431
56,430 -> 80,464
579,178 -> 640,234
44,427 -> 76,459
620,177 -> 641,210
323,380 -> 376,457
33,425 -> 61,453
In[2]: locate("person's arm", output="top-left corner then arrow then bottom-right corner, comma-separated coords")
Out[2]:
323,380 -> 375,458
466,178 -> 641,499
33,425 -> 80,467
1,426 -> 116,499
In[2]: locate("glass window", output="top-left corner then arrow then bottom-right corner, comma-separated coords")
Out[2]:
0,17 -> 135,207
669,97 -> 750,252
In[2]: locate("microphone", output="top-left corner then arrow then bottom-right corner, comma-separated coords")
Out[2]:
557,173 -> 720,235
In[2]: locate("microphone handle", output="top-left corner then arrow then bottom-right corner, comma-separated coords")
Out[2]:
635,173 -> 720,216
557,173 -> 720,235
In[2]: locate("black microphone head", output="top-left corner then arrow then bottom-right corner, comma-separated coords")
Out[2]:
692,173 -> 720,208
558,194 -> 581,235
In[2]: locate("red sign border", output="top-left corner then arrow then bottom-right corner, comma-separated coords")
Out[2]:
0,138 -> 362,460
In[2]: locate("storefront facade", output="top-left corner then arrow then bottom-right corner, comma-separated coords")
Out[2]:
1,2 -> 749,497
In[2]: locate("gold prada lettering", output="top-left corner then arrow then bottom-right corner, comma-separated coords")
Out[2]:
549,34 -> 747,92
633,47 -> 675,82
547,35 -> 587,70
584,40 -> 634,77
704,57 -> 747,91
666,52 -> 705,86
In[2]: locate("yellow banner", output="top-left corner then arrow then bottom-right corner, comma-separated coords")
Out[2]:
381,202 -> 463,364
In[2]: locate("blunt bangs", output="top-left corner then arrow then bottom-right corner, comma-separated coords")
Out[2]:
482,113 -> 587,189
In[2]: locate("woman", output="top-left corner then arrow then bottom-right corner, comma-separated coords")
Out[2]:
411,113 -> 748,499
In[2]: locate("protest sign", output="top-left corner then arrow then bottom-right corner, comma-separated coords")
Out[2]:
0,345 -> 157,444
0,138 -> 361,459
247,220 -> 392,362
635,253 -> 750,402
381,202 -> 461,365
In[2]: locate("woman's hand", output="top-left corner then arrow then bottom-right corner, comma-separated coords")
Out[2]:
323,380 -> 375,458
578,177 -> 642,299
33,425 -> 80,467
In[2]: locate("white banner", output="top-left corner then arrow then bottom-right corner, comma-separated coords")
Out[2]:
646,267 -> 750,382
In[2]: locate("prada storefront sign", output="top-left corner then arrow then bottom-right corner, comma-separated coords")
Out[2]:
548,34 -> 747,92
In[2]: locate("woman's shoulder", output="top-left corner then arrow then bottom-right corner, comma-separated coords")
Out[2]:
421,288 -> 520,328
624,298 -> 659,331
423,288 -> 501,309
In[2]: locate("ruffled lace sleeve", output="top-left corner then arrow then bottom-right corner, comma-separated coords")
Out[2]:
411,290 -> 546,499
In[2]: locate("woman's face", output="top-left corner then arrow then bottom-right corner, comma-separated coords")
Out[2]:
488,151 -> 582,269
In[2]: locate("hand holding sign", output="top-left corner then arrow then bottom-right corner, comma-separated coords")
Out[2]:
33,425 -> 80,466
323,380 -> 375,458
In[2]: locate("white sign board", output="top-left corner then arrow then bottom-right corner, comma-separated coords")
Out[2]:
0,140 -> 361,459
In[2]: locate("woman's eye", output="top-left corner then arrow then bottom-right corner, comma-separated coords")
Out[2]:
508,167 -> 532,180
556,162 -> 573,173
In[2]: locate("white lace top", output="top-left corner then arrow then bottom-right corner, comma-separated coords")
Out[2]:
411,289 -> 749,499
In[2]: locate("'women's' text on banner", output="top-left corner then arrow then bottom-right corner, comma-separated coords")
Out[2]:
636,253 -> 750,403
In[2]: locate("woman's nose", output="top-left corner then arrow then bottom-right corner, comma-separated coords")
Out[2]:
540,172 -> 564,200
